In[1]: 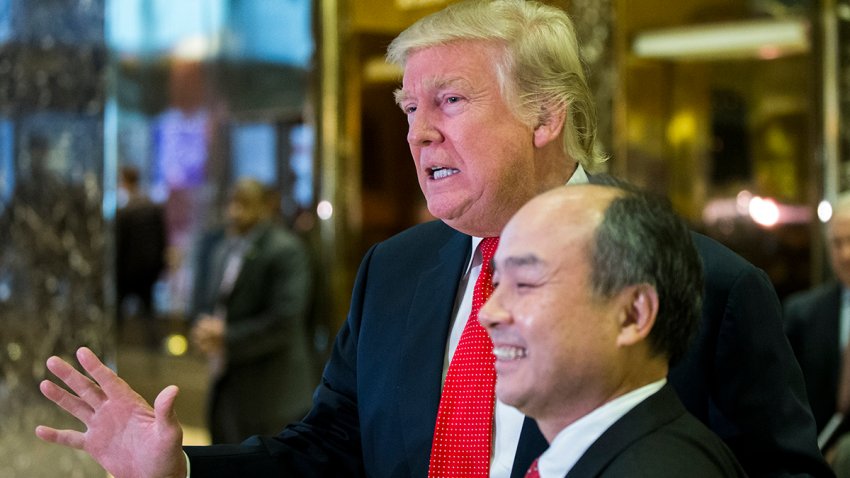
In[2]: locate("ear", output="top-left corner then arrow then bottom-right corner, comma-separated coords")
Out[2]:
615,284 -> 659,348
533,105 -> 567,148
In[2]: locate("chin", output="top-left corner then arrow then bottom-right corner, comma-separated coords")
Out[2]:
496,384 -> 525,410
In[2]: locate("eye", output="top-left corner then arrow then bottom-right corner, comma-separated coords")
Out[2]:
445,96 -> 461,104
490,270 -> 500,289
403,104 -> 417,114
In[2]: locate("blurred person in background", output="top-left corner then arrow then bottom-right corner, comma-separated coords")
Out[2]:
785,191 -> 850,473
115,165 -> 167,348
188,177 -> 315,443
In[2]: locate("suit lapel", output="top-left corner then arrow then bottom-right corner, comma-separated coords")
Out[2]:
227,224 -> 268,298
566,385 -> 683,477
512,417 -> 548,478
397,228 -> 471,476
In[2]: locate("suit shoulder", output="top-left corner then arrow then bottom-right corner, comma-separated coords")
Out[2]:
784,281 -> 840,310
373,220 -> 464,255
690,232 -> 750,271
690,231 -> 771,288
262,225 -> 309,255
603,414 -> 745,477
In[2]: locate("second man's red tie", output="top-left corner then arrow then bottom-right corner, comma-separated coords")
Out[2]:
428,237 -> 499,478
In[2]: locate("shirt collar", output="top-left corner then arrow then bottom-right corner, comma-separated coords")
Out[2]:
537,378 -> 667,478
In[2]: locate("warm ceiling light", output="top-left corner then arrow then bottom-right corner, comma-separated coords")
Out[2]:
633,18 -> 810,60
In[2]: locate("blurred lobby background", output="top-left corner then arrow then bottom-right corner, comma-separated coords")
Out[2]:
1,0 -> 849,476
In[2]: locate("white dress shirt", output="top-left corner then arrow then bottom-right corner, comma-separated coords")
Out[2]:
443,165 -> 589,478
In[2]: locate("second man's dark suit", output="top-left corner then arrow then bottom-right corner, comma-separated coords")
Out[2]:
186,220 -> 830,477
784,281 -> 844,432
566,384 -> 746,477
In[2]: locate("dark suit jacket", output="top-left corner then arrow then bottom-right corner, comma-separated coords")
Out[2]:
784,281 -> 844,432
115,196 -> 166,301
190,221 -> 316,443
566,384 -> 745,477
186,221 -> 831,477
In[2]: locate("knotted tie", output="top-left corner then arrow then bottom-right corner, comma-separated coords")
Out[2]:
428,237 -> 499,478
524,458 -> 541,478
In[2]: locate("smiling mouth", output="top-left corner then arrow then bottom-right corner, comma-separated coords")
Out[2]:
430,167 -> 460,180
493,346 -> 527,361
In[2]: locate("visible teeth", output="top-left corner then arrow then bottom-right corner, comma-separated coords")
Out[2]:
493,346 -> 527,360
432,168 -> 460,179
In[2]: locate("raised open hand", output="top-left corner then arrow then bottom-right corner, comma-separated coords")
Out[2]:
35,347 -> 188,478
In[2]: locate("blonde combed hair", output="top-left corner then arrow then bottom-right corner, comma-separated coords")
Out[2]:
386,0 -> 607,171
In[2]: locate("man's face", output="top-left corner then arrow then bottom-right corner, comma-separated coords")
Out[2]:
227,193 -> 264,235
397,41 -> 542,237
830,211 -> 850,287
479,187 -> 622,425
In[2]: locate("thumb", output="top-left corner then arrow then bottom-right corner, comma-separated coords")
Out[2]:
154,385 -> 180,424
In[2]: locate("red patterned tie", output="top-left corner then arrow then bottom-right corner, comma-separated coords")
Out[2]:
428,237 -> 499,478
525,458 -> 540,478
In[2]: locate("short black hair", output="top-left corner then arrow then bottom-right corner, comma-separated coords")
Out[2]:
587,174 -> 703,366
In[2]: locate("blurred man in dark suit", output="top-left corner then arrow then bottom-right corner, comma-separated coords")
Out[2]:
189,178 -> 316,443
115,165 -> 167,347
786,192 -> 850,471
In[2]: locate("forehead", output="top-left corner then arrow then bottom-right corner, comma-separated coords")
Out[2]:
499,188 -> 613,259
400,41 -> 502,90
500,207 -> 591,270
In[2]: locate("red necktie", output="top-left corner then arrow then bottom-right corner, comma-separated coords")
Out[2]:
428,237 -> 499,478
525,458 -> 540,478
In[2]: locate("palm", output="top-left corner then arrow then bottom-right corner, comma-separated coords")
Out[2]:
36,347 -> 186,478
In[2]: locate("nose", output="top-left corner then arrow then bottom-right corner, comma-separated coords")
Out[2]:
406,107 -> 442,146
478,288 -> 510,331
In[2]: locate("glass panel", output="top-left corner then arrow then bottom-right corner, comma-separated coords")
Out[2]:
105,0 -> 317,449
0,1 -> 108,476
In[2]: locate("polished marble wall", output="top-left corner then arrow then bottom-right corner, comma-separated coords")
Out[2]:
0,1 -> 109,476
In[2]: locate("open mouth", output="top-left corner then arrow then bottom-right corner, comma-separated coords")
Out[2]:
430,167 -> 460,180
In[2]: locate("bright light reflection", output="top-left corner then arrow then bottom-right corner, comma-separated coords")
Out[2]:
736,190 -> 753,215
165,334 -> 188,356
317,200 -> 333,220
818,200 -> 833,223
749,196 -> 780,227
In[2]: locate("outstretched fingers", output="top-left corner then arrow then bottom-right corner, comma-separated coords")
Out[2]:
76,347 -> 133,398
44,353 -> 106,407
39,379 -> 94,423
34,425 -> 86,450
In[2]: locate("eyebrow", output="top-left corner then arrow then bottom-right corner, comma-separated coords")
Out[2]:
394,77 -> 473,107
491,253 -> 545,273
